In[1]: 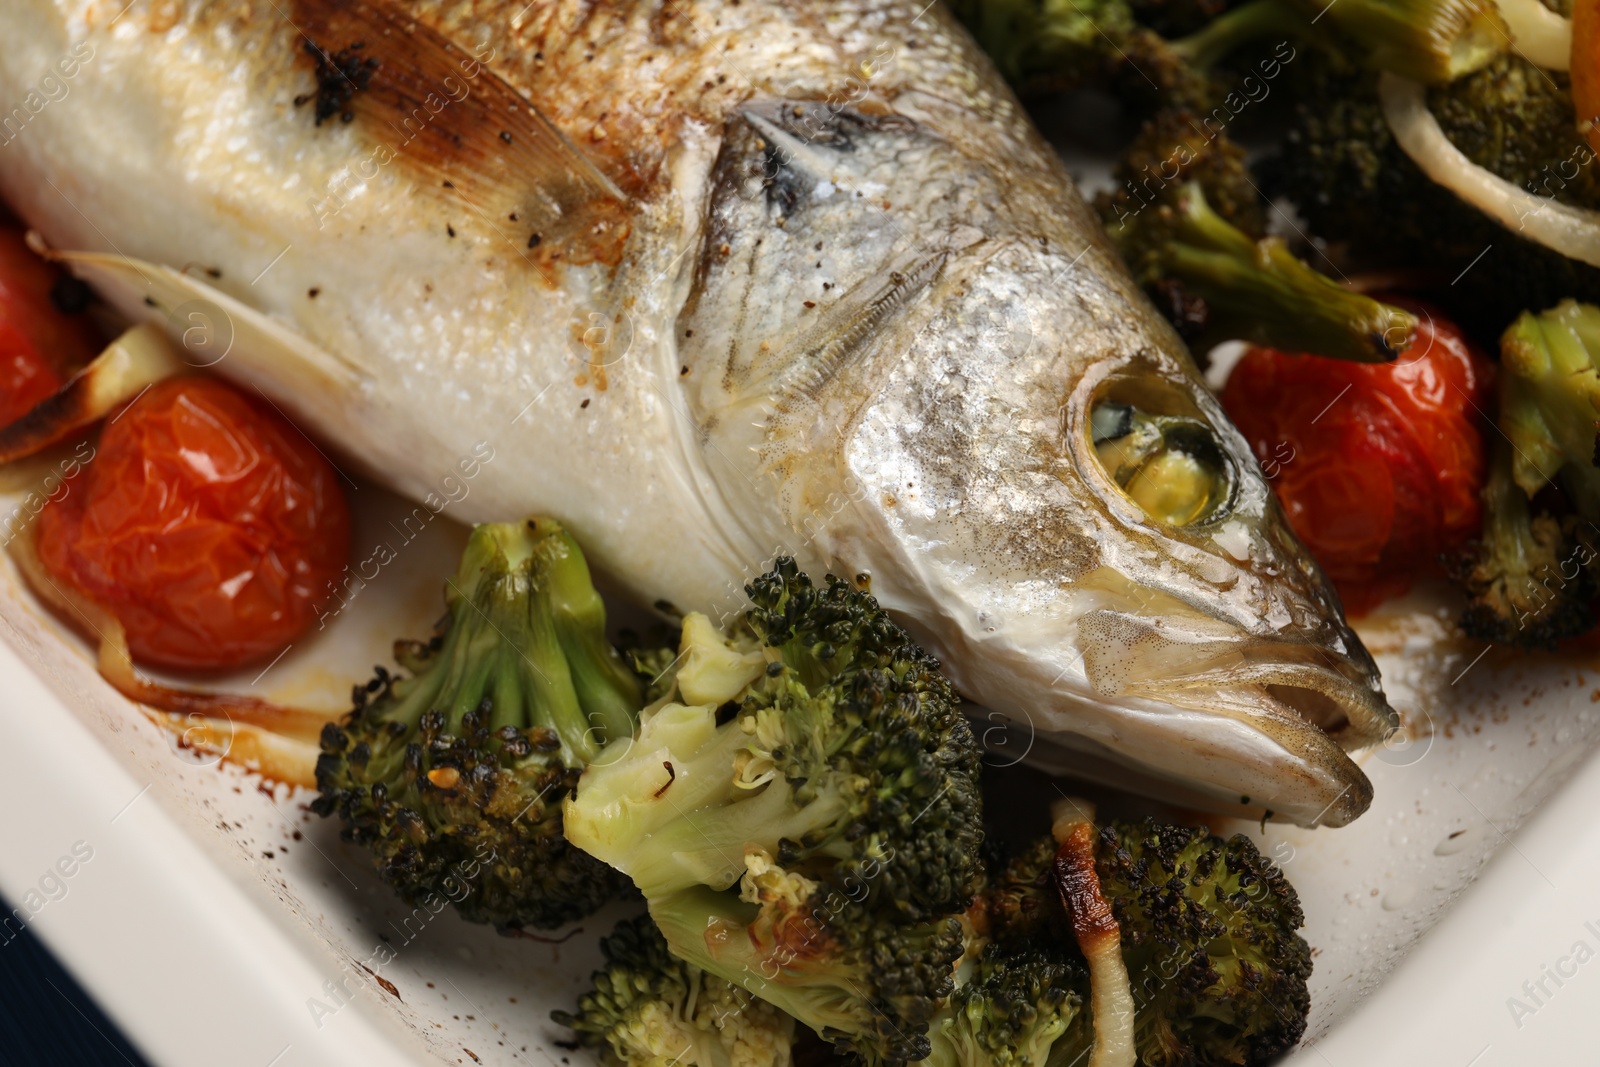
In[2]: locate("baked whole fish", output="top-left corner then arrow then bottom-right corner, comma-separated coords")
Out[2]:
0,0 -> 1396,826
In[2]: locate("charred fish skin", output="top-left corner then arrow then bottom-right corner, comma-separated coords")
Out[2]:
0,0 -> 1393,826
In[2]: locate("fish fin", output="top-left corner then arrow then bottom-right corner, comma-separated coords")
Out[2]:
290,0 -> 630,266
37,246 -> 369,402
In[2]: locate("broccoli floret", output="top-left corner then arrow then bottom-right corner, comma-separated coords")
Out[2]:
312,518 -> 643,929
560,815 -> 1312,1067
565,559 -> 984,1063
951,0 -> 1503,108
947,0 -> 1177,103
1270,56 -> 1600,337
1101,108 -> 1268,235
1098,111 -> 1417,362
1452,445 -> 1598,647
648,881 -> 966,1066
1431,60 -> 1600,208
980,821 -> 1312,1067
1451,302 -> 1600,645
909,942 -> 1089,1067
979,836 -> 1073,947
558,915 -> 1082,1067
554,912 -> 796,1067
1098,820 -> 1312,1066
947,0 -> 1307,110
1500,300 -> 1600,511
567,559 -> 983,918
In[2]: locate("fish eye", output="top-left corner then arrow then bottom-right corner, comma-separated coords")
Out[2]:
1090,400 -> 1235,527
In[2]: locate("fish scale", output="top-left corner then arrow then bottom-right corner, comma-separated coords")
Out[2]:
0,0 -> 1395,826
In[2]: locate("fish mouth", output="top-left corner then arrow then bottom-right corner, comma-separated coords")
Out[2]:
1075,608 -> 1396,740
1009,609 -> 1399,828
1153,644 -> 1399,750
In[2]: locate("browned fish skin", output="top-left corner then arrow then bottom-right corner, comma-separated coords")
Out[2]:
0,0 -> 1395,826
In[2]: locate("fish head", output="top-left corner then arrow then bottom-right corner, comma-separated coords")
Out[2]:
824,236 -> 1398,829
680,100 -> 1396,827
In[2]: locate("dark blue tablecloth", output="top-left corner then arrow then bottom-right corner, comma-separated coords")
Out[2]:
0,894 -> 152,1067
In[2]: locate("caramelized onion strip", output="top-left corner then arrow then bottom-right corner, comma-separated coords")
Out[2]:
1052,798 -> 1137,1067
8,522 -> 330,786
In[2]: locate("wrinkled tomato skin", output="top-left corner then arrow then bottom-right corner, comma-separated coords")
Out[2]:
0,227 -> 101,425
38,377 -> 351,670
1221,298 -> 1492,615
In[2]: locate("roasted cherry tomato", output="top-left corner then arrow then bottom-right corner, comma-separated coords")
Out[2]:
37,377 -> 351,670
1220,297 -> 1493,615
0,226 -> 101,425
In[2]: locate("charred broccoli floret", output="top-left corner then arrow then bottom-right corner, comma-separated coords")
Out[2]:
905,942 -> 1089,1067
312,519 -> 643,929
1431,58 -> 1600,208
1270,56 -> 1600,336
558,816 -> 1312,1067
557,915 -> 1084,1067
1500,300 -> 1600,511
947,0 -> 1311,110
951,0 -> 1502,106
564,559 -> 984,1064
566,562 -> 982,915
1098,820 -> 1312,1065
1099,107 -> 1268,236
861,818 -> 1311,1066
979,836 -> 1072,947
980,821 -> 1312,1066
1453,301 -> 1600,645
1453,446 -> 1598,646
553,912 -> 796,1067
948,0 -> 1184,106
1099,110 -> 1417,361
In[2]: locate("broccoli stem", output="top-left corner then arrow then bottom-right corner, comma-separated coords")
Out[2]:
1302,0 -> 1507,83
1168,0 -> 1310,69
313,518 -> 643,929
372,520 -> 640,767
1499,301 -> 1600,515
647,885 -> 891,1050
539,528 -> 645,745
1123,181 -> 1418,362
564,701 -> 850,897
1483,446 -> 1547,587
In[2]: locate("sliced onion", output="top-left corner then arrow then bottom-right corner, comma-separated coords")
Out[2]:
0,323 -> 185,463
1380,72 -> 1600,267
8,521 -> 331,785
1497,0 -> 1572,68
1051,798 -> 1137,1067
